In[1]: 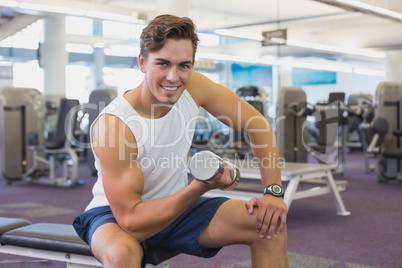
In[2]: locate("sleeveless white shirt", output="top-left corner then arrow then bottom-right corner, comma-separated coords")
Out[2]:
86,90 -> 199,211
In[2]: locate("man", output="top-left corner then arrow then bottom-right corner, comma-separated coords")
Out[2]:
73,14 -> 288,267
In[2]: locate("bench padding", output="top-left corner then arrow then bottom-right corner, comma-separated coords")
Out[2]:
0,218 -> 181,266
0,217 -> 31,236
0,223 -> 93,256
383,149 -> 402,159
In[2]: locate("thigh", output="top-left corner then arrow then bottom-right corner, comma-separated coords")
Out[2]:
198,199 -> 257,248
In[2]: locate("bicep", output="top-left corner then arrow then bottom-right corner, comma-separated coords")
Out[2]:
92,114 -> 144,223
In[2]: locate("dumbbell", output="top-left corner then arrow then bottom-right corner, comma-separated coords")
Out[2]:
189,151 -> 240,191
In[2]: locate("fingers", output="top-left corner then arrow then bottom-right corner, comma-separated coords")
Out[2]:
265,209 -> 280,239
275,210 -> 287,235
245,198 -> 257,214
256,206 -> 269,238
254,200 -> 287,240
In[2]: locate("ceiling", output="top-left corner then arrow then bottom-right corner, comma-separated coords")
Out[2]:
1,0 -> 402,65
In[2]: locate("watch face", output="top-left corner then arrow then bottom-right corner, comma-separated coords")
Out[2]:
272,184 -> 282,194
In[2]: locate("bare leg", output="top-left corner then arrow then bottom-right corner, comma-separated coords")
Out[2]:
198,199 -> 288,268
91,222 -> 143,268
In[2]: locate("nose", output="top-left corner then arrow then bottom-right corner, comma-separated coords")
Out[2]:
166,67 -> 179,83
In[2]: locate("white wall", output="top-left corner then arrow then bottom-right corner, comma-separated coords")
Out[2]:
302,72 -> 384,105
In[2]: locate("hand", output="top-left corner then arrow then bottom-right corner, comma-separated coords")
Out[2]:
194,161 -> 234,190
245,195 -> 287,239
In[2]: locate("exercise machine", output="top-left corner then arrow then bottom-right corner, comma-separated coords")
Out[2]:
0,87 -> 81,187
276,86 -> 310,163
310,92 -> 348,176
372,81 -> 402,182
346,93 -> 374,151
360,117 -> 389,176
0,87 -> 45,182
24,98 -> 81,187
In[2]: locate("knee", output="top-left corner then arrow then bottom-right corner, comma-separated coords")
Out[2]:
250,226 -> 288,247
102,242 -> 143,267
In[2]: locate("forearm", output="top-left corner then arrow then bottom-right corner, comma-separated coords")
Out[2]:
117,180 -> 210,242
247,117 -> 282,187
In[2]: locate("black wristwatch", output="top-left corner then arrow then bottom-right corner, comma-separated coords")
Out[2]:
263,184 -> 284,198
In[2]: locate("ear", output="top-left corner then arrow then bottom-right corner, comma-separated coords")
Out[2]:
138,53 -> 146,73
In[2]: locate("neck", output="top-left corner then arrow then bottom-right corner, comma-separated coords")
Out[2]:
125,83 -> 172,119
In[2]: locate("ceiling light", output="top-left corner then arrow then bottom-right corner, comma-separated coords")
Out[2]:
286,39 -> 385,59
19,2 -> 86,16
215,29 -> 263,41
12,1 -> 143,24
353,68 -> 385,76
214,29 -> 384,59
0,0 -> 18,7
336,0 -> 402,20
315,0 -> 402,22
86,10 -> 140,24
196,52 -> 384,76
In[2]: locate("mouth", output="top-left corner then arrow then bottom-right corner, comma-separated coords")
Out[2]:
161,85 -> 180,93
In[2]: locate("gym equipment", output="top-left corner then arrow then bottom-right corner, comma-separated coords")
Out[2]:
0,87 -> 45,181
374,81 -> 402,182
276,86 -> 310,163
276,87 -> 343,166
189,150 -> 240,190
361,117 -> 389,175
307,92 -> 348,176
86,88 -> 118,175
0,217 -> 178,268
203,160 -> 350,216
346,93 -> 374,151
23,98 -> 81,187
0,87 -> 82,187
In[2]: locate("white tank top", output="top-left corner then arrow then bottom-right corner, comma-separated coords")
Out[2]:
86,90 -> 199,211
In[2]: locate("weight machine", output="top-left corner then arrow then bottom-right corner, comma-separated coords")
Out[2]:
0,87 -> 81,187
372,82 -> 402,182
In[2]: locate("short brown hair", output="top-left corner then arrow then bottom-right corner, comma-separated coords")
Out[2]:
140,14 -> 199,63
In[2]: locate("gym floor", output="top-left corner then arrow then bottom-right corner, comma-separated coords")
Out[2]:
0,150 -> 401,268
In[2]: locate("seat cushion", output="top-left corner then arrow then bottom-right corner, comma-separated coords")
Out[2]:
383,149 -> 402,159
1,221 -> 180,265
0,217 -> 31,237
0,223 -> 93,256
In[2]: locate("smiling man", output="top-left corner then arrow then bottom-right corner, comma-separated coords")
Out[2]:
73,14 -> 288,268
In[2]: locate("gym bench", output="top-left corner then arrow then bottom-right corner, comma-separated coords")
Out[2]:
0,217 -> 179,268
204,161 -> 351,216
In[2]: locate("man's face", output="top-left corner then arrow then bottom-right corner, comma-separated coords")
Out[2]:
139,38 -> 194,105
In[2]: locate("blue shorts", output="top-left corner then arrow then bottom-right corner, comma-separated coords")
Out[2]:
73,196 -> 229,258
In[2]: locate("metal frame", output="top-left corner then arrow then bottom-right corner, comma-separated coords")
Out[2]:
0,244 -> 170,267
0,245 -> 102,268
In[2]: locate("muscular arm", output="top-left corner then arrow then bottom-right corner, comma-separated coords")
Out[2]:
92,114 -> 222,242
188,71 -> 281,187
188,71 -> 287,238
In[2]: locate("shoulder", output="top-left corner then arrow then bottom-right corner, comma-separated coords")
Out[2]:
91,113 -> 138,159
187,71 -> 221,106
187,71 -> 240,112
